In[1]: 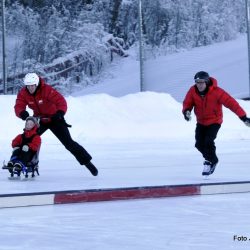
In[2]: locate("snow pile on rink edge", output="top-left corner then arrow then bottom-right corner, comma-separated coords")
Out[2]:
1,91 -> 250,142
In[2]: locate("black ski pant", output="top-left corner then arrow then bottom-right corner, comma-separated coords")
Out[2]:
38,121 -> 92,165
195,123 -> 221,164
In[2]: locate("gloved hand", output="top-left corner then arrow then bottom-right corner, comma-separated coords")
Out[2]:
20,110 -> 29,121
51,110 -> 65,123
183,110 -> 191,121
240,115 -> 250,127
22,145 -> 29,152
244,119 -> 250,127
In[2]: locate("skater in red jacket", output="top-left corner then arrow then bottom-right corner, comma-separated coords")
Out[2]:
14,73 -> 98,176
183,71 -> 250,176
6,116 -> 41,175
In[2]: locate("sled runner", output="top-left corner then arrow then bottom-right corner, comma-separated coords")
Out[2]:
2,150 -> 40,180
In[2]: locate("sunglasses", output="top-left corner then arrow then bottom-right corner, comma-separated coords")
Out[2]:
195,79 -> 206,84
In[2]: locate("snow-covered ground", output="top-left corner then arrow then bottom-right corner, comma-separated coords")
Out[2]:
1,35 -> 250,250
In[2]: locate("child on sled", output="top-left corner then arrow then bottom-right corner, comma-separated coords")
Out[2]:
4,116 -> 41,177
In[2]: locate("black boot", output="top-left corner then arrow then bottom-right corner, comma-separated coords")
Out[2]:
85,162 -> 98,176
7,161 -> 14,173
12,162 -> 22,176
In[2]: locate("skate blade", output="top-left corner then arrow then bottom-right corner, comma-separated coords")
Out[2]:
22,177 -> 36,181
203,174 -> 210,180
8,176 -> 21,181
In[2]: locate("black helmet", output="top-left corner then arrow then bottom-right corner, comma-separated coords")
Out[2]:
194,71 -> 210,82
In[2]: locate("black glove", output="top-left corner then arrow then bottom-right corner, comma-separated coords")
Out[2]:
183,110 -> 191,121
51,110 -> 65,123
240,115 -> 250,127
20,110 -> 29,121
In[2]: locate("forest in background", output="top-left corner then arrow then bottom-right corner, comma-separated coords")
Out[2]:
1,0 -> 246,94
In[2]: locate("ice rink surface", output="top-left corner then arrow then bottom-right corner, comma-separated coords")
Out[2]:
1,138 -> 250,194
0,192 -> 250,250
1,138 -> 250,250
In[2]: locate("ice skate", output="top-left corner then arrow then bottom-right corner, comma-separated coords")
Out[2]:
202,160 -> 217,177
13,162 -> 22,174
2,161 -> 14,173
202,161 -> 212,176
210,162 -> 217,174
85,161 -> 98,176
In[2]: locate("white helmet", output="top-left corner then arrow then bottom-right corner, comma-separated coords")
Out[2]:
24,73 -> 39,86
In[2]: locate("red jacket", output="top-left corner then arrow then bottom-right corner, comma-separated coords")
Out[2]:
12,126 -> 41,152
182,77 -> 246,125
15,77 -> 67,118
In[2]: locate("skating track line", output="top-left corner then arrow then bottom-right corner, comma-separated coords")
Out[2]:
1,180 -> 250,208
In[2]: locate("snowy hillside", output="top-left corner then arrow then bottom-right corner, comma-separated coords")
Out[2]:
75,35 -> 250,102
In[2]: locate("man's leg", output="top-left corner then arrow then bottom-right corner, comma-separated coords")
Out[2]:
37,122 -> 49,135
195,123 -> 206,158
203,124 -> 221,164
49,122 -> 98,175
